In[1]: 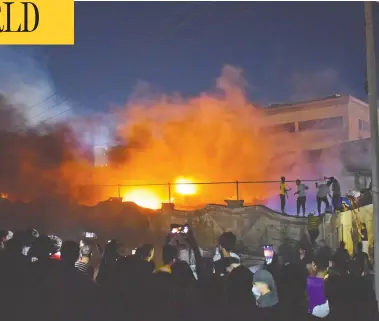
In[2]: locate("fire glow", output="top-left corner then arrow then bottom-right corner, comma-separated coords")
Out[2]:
122,188 -> 162,210
175,177 -> 197,195
122,177 -> 197,209
0,66 -> 324,209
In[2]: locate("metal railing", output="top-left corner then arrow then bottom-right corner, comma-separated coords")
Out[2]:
86,178 -> 322,202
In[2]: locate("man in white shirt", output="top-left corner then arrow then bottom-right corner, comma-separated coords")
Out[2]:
315,182 -> 330,215
294,179 -> 308,217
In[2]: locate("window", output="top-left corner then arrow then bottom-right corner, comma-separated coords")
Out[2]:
298,116 -> 343,132
358,119 -> 370,132
260,122 -> 296,134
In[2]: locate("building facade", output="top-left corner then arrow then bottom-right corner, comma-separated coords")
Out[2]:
260,94 -> 370,150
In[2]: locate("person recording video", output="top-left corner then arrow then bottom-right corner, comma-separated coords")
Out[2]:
213,232 -> 240,276
166,224 -> 203,279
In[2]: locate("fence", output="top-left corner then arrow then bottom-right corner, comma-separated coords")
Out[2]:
79,178 -> 322,209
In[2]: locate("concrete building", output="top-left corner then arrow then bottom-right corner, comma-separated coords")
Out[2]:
260,94 -> 370,150
93,146 -> 108,167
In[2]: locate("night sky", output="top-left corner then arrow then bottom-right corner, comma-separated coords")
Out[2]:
26,2 -> 379,113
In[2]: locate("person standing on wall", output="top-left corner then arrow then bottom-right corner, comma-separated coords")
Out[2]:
325,176 -> 341,212
359,223 -> 369,255
315,182 -> 330,215
294,179 -> 308,217
279,176 -> 291,214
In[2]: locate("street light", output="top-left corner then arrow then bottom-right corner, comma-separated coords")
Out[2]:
364,1 -> 379,302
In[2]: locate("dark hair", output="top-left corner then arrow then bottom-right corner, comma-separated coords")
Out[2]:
281,176 -> 285,182
135,244 -> 153,260
313,253 -> 329,271
80,244 -> 92,257
227,266 -> 254,304
29,235 -> 55,259
349,258 -> 364,277
61,241 -> 80,265
171,261 -> 195,283
162,244 -> 177,265
218,232 -> 237,253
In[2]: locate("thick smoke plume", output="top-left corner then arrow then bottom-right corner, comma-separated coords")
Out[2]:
0,63 -> 365,211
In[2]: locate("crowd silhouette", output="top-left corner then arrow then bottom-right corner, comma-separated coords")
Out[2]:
0,228 -> 377,321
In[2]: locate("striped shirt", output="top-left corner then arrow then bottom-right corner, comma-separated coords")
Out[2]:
308,215 -> 319,230
75,261 -> 94,279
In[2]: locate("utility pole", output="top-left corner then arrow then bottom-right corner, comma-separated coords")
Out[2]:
364,1 -> 379,301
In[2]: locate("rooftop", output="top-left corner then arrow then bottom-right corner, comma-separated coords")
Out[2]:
267,94 -> 344,109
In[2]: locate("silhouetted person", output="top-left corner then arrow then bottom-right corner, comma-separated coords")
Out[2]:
294,179 -> 308,216
307,212 -> 320,245
315,182 -> 330,215
254,270 -> 278,307
96,239 -> 121,286
359,223 -> 369,255
307,253 -> 329,318
325,176 -> 341,212
354,242 -> 370,276
214,232 -> 240,276
75,244 -> 94,279
279,176 -> 291,214
135,243 -> 155,271
155,244 -> 177,273
332,241 -> 350,275
326,259 -> 377,321
61,241 -> 80,267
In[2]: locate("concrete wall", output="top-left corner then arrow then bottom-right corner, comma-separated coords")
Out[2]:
320,205 -> 373,255
166,204 -> 308,254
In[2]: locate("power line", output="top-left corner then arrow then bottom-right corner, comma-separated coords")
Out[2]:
16,3 -> 211,116
28,97 -> 70,122
24,91 -> 59,114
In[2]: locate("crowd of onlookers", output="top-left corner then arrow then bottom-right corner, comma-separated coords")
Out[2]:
0,228 -> 377,321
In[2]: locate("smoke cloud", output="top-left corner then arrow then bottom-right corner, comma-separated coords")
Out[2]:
0,56 -> 363,213
0,47 -> 73,128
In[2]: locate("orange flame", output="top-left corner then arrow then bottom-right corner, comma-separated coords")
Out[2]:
175,177 -> 197,195
122,188 -> 163,210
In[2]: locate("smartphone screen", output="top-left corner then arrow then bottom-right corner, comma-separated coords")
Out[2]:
84,232 -> 97,239
263,245 -> 274,264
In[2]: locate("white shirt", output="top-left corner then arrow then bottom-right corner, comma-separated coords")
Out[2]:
213,249 -> 240,262
317,184 -> 329,198
297,184 -> 308,197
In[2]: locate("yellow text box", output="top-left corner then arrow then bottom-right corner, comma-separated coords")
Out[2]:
0,0 -> 74,45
